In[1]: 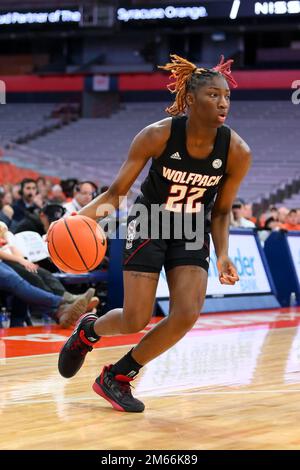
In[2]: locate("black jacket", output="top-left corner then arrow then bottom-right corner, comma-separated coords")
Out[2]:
13,212 -> 45,236
12,200 -> 39,223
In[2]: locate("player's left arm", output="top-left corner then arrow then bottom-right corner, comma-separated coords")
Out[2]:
211,130 -> 252,285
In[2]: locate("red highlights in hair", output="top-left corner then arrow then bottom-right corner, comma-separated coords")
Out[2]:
212,55 -> 238,89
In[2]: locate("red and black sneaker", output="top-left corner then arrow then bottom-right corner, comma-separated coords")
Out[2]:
92,365 -> 145,413
58,312 -> 99,378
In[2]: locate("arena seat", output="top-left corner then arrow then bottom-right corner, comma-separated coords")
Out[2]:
2,101 -> 299,203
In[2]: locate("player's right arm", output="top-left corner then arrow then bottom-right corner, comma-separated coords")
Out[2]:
78,118 -> 171,221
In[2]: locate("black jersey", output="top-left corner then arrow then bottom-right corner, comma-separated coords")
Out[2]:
140,115 -> 231,229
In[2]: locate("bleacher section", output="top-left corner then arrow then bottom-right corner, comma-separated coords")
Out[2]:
281,191 -> 300,209
2,101 -> 300,202
0,161 -> 41,185
228,101 -> 300,203
0,103 -> 60,147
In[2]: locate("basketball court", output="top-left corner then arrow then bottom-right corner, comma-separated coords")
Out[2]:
1,307 -> 300,450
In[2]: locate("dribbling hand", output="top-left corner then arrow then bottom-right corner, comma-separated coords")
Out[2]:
217,255 -> 239,285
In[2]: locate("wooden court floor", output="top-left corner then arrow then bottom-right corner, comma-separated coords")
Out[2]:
1,308 -> 300,450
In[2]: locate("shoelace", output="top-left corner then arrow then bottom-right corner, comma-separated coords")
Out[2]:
70,336 -> 92,355
118,381 -> 132,396
107,373 -> 132,396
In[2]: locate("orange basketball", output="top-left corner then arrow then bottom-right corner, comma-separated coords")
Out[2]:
47,215 -> 107,274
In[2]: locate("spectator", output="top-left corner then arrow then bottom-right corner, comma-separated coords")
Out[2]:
14,202 -> 67,272
281,209 -> 300,231
0,221 -> 98,311
257,212 -> 267,229
12,178 -> 42,223
264,216 -> 281,231
243,203 -> 257,225
269,206 -> 279,220
230,198 -> 256,228
50,184 -> 66,204
36,176 -> 46,193
277,206 -> 289,225
0,262 -> 95,328
2,188 -> 13,207
13,203 -> 66,236
61,178 -> 79,201
0,192 -> 16,231
64,181 -> 98,216
100,185 -> 109,194
11,184 -> 21,203
36,176 -> 50,205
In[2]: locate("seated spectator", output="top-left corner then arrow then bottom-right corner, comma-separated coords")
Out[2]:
244,203 -> 257,225
277,206 -> 289,225
100,185 -> 109,194
0,222 -> 99,313
281,209 -> 300,231
13,203 -> 67,271
61,178 -> 79,201
11,184 -> 21,204
12,178 -> 42,223
230,199 -> 256,228
13,202 -> 66,236
0,192 -> 15,230
257,212 -> 268,229
264,216 -> 282,231
50,184 -> 66,204
37,177 -> 53,205
36,177 -> 46,192
269,206 -> 279,220
1,186 -> 13,206
0,262 -> 96,328
64,181 -> 98,216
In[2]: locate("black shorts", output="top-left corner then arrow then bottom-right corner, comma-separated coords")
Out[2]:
123,199 -> 210,274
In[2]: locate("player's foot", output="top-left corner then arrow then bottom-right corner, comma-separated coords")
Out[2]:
57,288 -> 95,328
92,365 -> 145,413
58,312 -> 99,378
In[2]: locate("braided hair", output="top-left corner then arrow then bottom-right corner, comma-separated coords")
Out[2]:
158,54 -> 238,116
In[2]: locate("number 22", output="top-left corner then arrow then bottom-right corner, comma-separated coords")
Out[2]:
165,185 -> 207,213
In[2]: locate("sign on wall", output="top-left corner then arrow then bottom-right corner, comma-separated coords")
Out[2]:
117,2 -> 300,23
156,232 -> 272,298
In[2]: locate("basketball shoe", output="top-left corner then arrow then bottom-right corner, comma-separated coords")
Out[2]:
58,312 -> 99,378
92,365 -> 145,412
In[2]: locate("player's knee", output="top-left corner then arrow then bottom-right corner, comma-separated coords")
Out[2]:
182,312 -> 199,330
120,312 -> 149,334
170,310 -> 199,332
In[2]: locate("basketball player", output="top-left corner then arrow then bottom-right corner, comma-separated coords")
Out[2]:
58,55 -> 252,412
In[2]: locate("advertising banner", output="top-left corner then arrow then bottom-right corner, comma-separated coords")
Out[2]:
156,232 -> 272,298
287,234 -> 300,282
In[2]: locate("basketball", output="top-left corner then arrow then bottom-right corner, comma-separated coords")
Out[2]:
47,215 -> 107,274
